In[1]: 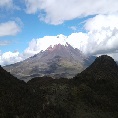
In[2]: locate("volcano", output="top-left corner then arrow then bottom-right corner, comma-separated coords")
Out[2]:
4,43 -> 96,82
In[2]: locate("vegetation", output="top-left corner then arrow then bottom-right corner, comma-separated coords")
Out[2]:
0,55 -> 118,118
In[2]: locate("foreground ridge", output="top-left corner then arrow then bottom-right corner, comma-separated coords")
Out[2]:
0,55 -> 118,117
75,55 -> 118,80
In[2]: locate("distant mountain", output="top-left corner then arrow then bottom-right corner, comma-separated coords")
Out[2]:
4,43 -> 96,82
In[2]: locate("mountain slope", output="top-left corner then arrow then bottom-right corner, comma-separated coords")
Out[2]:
75,55 -> 118,80
74,55 -> 118,112
0,66 -> 32,117
4,43 -> 96,81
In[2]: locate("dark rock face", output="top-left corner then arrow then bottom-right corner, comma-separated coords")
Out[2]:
4,43 -> 96,82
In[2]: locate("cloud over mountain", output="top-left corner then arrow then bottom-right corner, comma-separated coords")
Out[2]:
1,14 -> 118,66
25,14 -> 118,57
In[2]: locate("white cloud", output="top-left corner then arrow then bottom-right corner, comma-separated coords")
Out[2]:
0,21 -> 21,36
23,33 -> 90,57
83,14 -> 118,55
0,0 -> 13,8
25,0 -> 41,14
25,0 -> 118,25
0,51 -> 23,66
85,14 -> 118,31
0,0 -> 19,10
24,34 -> 67,57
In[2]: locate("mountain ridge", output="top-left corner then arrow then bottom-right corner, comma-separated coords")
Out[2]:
4,43 -> 96,82
78,55 -> 118,79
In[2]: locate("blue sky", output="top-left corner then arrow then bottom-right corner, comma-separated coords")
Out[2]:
0,0 -> 118,65
0,9 -> 88,53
